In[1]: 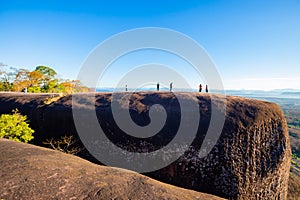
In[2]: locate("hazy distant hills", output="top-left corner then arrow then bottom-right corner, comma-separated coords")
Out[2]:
95,88 -> 300,99
281,91 -> 300,95
224,89 -> 300,101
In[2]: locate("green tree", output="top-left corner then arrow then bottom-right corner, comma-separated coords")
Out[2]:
0,81 -> 13,91
27,86 -> 41,93
35,66 -> 57,81
35,66 -> 58,92
41,78 -> 61,93
0,63 -> 16,91
13,68 -> 45,92
0,109 -> 34,143
12,68 -> 31,91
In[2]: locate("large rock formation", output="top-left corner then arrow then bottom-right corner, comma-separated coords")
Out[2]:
0,92 -> 291,199
0,139 -> 224,200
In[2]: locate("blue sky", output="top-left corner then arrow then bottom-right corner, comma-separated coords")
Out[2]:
0,0 -> 299,90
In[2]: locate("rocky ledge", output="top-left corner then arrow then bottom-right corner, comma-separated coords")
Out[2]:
0,139 -> 224,200
0,92 -> 292,199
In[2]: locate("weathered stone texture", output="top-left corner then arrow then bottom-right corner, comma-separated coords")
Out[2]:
0,92 -> 291,199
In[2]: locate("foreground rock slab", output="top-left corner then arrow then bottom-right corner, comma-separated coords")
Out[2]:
0,139 -> 224,200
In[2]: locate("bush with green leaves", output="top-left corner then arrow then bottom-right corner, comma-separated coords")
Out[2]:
0,109 -> 34,143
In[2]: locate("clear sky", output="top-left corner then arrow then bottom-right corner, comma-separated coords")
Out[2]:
0,0 -> 299,90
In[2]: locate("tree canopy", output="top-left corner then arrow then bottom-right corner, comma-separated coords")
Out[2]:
0,65 -> 88,93
35,66 -> 57,80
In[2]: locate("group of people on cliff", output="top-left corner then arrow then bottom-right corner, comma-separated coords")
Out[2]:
198,84 -> 208,93
125,83 -> 209,93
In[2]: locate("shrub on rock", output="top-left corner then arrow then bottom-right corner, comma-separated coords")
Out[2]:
0,109 -> 34,143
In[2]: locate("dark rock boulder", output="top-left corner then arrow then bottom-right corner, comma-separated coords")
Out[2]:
0,92 -> 291,199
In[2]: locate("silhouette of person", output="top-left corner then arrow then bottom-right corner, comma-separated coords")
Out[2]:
170,82 -> 173,92
157,82 -> 159,91
205,85 -> 208,93
23,87 -> 27,93
125,84 -> 128,92
199,84 -> 202,92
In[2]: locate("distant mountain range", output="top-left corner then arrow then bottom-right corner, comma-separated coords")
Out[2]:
281,91 -> 300,95
223,89 -> 300,99
95,88 -> 300,99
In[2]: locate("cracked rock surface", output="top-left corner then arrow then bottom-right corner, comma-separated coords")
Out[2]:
0,139 -> 224,200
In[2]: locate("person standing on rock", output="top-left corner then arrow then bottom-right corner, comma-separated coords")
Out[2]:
170,82 -> 173,92
125,84 -> 128,92
205,85 -> 208,93
157,82 -> 160,91
22,87 -> 27,93
199,84 -> 202,92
